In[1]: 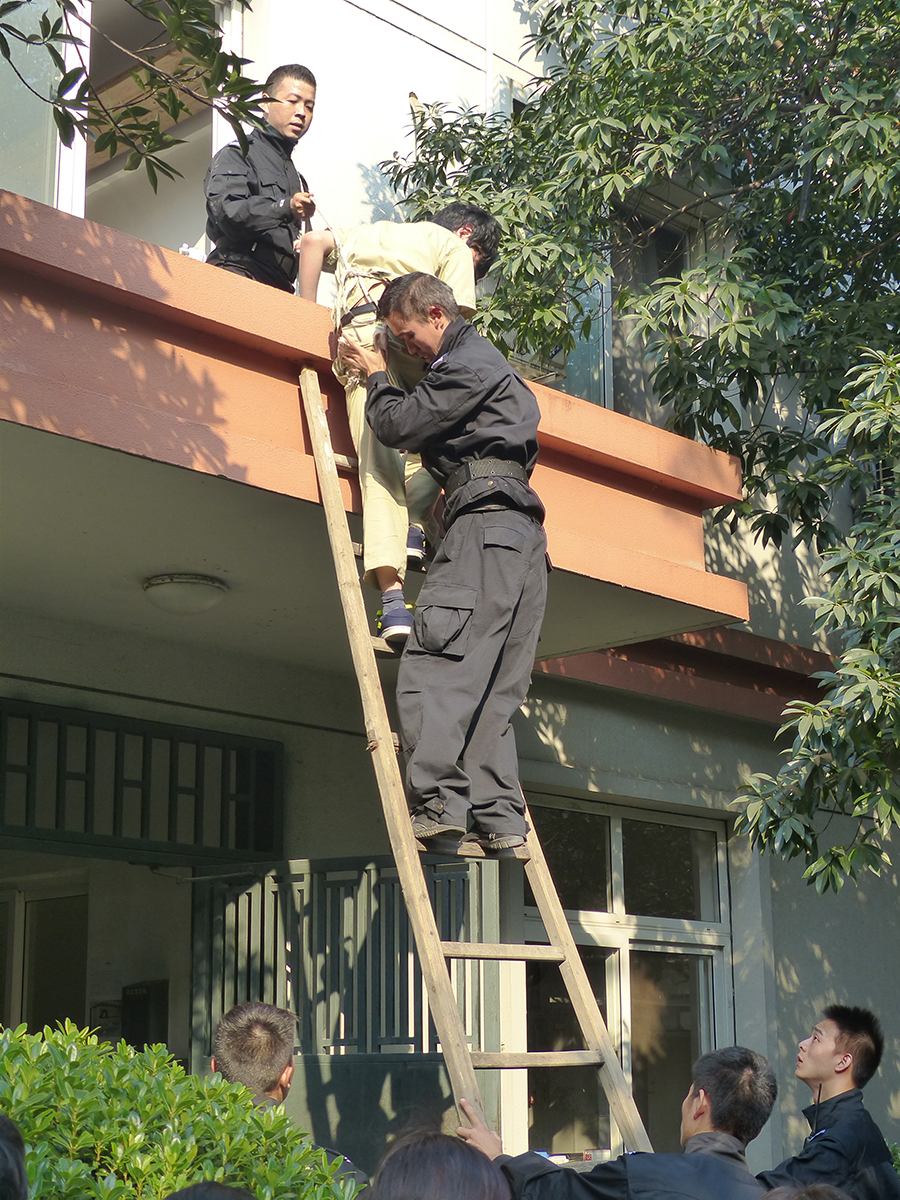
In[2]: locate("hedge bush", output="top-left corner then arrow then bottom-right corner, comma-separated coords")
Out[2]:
0,1022 -> 357,1199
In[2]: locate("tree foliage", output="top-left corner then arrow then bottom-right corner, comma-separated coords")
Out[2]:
1,0 -> 265,188
0,1021 -> 355,1199
380,0 -> 900,889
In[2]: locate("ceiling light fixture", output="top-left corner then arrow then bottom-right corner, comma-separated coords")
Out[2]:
142,573 -> 228,615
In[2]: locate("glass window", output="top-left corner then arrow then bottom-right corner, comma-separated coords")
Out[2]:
527,945 -> 612,1158
630,950 -> 709,1152
526,806 -> 610,913
0,5 -> 59,204
622,820 -> 719,921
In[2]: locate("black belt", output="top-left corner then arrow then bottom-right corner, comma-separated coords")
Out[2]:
444,458 -> 529,498
340,301 -> 378,327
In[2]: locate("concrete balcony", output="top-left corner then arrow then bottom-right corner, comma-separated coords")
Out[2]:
0,189 -> 748,673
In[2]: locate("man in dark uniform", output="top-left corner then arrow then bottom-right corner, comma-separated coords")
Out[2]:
204,64 -> 316,291
758,1005 -> 900,1200
338,271 -> 547,857
211,1001 -> 367,1187
457,1046 -> 777,1200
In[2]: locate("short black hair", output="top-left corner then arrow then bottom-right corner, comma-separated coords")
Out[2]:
429,203 -> 501,280
263,64 -> 317,93
213,1001 -> 296,1096
372,1132 -> 510,1200
762,1187 -> 854,1200
164,1186 -> 256,1200
377,273 -> 461,323
691,1046 -> 777,1145
822,1005 -> 884,1088
0,1115 -> 27,1200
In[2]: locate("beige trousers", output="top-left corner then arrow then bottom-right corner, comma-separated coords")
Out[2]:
335,310 -> 441,588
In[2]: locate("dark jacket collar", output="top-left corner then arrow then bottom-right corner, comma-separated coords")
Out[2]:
683,1131 -> 749,1166
434,316 -> 471,360
803,1086 -> 864,1133
258,122 -> 298,158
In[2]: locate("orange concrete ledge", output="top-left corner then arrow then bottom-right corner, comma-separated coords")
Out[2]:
0,191 -> 748,624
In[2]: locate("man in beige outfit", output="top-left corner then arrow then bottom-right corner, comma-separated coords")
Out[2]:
298,203 -> 500,641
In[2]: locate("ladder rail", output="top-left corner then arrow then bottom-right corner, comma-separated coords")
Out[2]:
298,368 -> 485,1120
298,366 -> 652,1151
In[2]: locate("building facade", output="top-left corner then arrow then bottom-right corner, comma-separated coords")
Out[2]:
1,0 -> 899,1178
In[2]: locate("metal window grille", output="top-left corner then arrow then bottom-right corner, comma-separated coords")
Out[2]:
191,857 -> 484,1064
0,698 -> 282,861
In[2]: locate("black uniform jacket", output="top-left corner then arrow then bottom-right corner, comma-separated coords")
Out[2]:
758,1089 -> 900,1200
499,1132 -> 767,1200
365,317 -> 544,525
204,124 -> 308,292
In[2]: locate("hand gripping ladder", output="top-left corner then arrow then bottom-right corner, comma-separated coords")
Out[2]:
299,367 -> 652,1149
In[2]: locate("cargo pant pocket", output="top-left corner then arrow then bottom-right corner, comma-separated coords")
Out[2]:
412,584 -> 477,658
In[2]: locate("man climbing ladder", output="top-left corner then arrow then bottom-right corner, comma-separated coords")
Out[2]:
339,272 -> 547,859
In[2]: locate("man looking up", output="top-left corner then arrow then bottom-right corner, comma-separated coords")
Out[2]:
458,1045 -> 777,1200
299,204 -> 501,643
205,64 -> 316,292
339,272 -> 544,856
212,1001 -> 367,1186
758,1006 -> 900,1200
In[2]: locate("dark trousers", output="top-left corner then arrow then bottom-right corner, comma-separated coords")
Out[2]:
397,507 -> 548,834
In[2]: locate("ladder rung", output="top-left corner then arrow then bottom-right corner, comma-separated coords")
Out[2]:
470,1050 -> 605,1069
371,636 -> 401,655
334,453 -> 359,471
351,541 -> 363,557
441,941 -> 566,962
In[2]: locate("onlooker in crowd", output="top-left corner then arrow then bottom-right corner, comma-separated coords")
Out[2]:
212,1001 -> 367,1186
371,1130 -> 509,1200
0,1115 -> 27,1200
459,1045 -> 778,1200
763,1187 -> 855,1200
299,203 -> 501,643
758,1005 -> 900,1200
205,64 -> 316,292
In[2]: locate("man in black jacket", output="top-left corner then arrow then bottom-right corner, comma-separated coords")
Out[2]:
758,1005 -> 900,1200
204,64 -> 316,292
211,1001 -> 368,1187
339,271 -> 546,857
457,1046 -> 777,1200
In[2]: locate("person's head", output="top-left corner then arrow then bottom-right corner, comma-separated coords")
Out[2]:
0,1115 -> 27,1200
377,273 -> 460,361
430,203 -> 501,281
763,1187 -> 854,1200
164,1187 -> 256,1200
797,1006 -> 884,1096
679,1046 -> 777,1147
212,1001 -> 296,1100
371,1131 -> 510,1200
261,64 -> 316,141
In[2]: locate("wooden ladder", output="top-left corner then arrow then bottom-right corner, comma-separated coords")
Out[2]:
299,367 -> 652,1151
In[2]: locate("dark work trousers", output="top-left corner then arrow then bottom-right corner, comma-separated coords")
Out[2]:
397,506 -> 548,834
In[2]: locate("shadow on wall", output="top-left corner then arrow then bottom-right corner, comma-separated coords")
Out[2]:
767,835 -> 900,1148
0,191 -> 252,484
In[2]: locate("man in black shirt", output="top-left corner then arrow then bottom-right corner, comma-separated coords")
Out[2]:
457,1046 -> 777,1200
339,271 -> 546,857
758,1005 -> 900,1200
204,64 -> 316,292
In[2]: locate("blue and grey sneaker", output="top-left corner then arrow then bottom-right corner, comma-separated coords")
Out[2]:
407,525 -> 427,565
412,815 -> 466,854
375,603 -> 414,644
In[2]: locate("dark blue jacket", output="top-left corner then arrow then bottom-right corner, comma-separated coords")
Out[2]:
758,1088 -> 900,1200
500,1132 -> 767,1200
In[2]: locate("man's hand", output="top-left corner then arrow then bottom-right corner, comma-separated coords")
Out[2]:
456,1097 -> 504,1160
291,191 -> 316,221
338,331 -> 387,377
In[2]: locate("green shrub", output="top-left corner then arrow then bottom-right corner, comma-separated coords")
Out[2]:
0,1022 -> 357,1199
